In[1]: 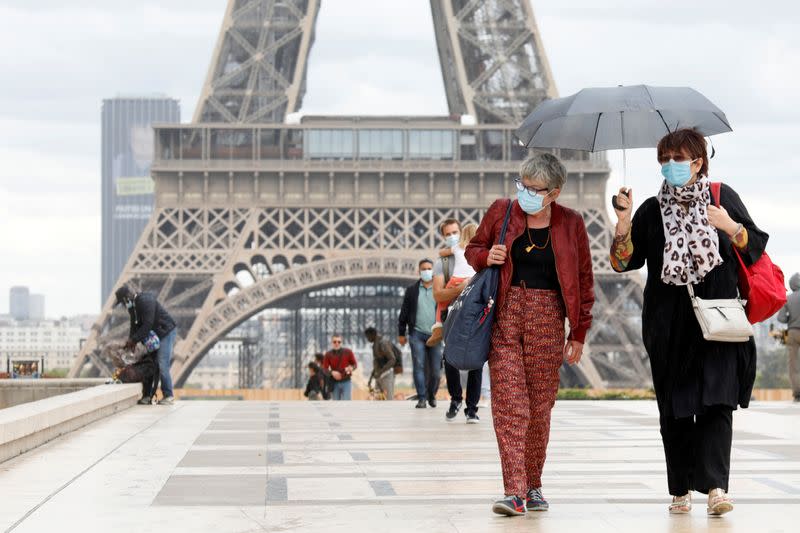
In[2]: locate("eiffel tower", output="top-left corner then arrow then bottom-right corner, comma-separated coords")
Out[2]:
70,0 -> 650,389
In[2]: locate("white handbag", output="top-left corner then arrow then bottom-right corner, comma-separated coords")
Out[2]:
687,285 -> 754,342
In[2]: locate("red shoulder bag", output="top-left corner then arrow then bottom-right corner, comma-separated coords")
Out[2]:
711,182 -> 787,323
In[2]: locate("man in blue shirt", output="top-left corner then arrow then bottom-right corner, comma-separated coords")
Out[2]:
398,259 -> 442,408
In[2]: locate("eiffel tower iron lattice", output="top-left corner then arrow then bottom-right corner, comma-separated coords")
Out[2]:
70,0 -> 650,389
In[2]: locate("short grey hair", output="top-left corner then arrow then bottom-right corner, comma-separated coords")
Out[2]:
519,152 -> 567,190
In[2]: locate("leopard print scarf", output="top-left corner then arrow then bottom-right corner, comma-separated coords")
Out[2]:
657,175 -> 723,286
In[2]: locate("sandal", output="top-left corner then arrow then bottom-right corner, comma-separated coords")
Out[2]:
669,493 -> 692,514
707,488 -> 733,516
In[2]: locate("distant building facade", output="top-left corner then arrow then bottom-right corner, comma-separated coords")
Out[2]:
189,340 -> 242,389
0,318 -> 91,371
101,96 -> 180,304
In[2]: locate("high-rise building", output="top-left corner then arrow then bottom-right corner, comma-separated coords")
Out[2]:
101,96 -> 180,305
9,287 -> 30,321
28,294 -> 45,321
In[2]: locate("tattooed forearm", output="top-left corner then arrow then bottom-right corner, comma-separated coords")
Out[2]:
610,230 -> 633,272
731,225 -> 749,251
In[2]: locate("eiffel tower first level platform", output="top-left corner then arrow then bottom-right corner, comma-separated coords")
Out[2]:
70,0 -> 650,389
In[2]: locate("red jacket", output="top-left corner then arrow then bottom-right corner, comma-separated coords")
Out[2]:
322,349 -> 357,380
465,199 -> 594,343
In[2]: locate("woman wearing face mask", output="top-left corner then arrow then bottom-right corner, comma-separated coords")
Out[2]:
610,128 -> 768,516
465,152 -> 594,516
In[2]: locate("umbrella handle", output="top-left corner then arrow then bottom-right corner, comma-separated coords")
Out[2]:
611,189 -> 630,211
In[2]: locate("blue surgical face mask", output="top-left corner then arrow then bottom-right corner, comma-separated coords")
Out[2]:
420,269 -> 433,282
517,189 -> 550,215
445,234 -> 460,248
661,159 -> 697,188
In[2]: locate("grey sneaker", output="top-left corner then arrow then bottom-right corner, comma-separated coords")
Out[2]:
492,495 -> 526,516
137,396 -> 152,405
525,487 -> 549,511
157,396 -> 175,406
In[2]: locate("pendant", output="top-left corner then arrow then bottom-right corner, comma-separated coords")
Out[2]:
525,245 -> 535,253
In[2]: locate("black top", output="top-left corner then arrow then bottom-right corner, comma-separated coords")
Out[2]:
398,280 -> 424,337
127,292 -> 177,344
617,183 -> 768,418
510,227 -> 560,290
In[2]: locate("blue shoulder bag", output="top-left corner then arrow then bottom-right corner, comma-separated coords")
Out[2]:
442,200 -> 513,370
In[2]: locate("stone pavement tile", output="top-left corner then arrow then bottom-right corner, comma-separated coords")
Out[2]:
12,507 -> 270,533
363,450 -> 500,462
282,450 -> 356,464
287,477 -> 375,500
388,479 -> 650,497
194,431 -> 268,445
178,449 -> 268,467
206,420 -> 268,430
734,444 -> 800,461
266,462 -> 501,477
154,474 -> 266,506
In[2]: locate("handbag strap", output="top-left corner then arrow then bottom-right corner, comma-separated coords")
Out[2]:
711,181 -> 721,208
711,181 -> 745,266
496,199 -> 514,245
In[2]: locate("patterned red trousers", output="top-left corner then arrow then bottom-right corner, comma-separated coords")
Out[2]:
489,286 -> 565,497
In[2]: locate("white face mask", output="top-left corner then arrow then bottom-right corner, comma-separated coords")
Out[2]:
125,300 -> 134,309
420,269 -> 433,282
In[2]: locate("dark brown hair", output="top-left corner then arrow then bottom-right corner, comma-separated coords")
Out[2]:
439,218 -> 461,236
657,128 -> 709,177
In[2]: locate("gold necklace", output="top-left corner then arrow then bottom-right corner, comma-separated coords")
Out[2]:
525,226 -> 550,253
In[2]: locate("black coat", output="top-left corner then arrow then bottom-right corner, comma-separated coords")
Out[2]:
304,373 -> 329,399
127,292 -> 177,344
398,280 -> 425,337
618,183 -> 768,418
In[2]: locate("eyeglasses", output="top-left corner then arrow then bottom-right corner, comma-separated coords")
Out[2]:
332,340 -> 342,345
514,178 -> 550,198
657,154 -> 699,164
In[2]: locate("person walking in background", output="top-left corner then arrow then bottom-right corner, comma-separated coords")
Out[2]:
322,335 -> 357,401
304,362 -> 328,401
398,258 -> 443,408
432,219 -> 483,423
610,128 -> 768,515
314,352 -> 332,400
115,284 -> 178,406
778,273 -> 800,401
427,223 -> 478,347
467,152 -> 594,516
365,327 -> 397,401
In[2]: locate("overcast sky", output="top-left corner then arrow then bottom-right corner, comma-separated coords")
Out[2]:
1,0 -> 798,317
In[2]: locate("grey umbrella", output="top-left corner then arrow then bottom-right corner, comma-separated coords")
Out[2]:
514,85 -> 732,152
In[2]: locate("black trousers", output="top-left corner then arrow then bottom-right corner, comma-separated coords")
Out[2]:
444,360 -> 482,415
659,405 -> 733,495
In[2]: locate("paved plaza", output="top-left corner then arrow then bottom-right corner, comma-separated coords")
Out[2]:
1,399 -> 799,532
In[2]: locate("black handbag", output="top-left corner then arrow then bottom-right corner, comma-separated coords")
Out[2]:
442,200 -> 514,370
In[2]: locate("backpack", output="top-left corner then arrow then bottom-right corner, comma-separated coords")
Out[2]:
391,343 -> 403,374
443,200 -> 513,370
